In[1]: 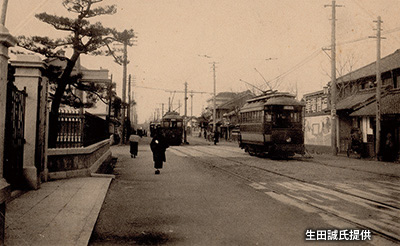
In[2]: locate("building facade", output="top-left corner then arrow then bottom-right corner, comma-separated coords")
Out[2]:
303,49 -> 400,160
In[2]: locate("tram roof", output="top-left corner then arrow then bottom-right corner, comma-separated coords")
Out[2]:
162,111 -> 183,120
241,93 -> 303,113
263,96 -> 304,106
246,92 -> 292,103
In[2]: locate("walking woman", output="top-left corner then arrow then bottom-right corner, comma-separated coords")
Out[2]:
150,127 -> 169,174
129,133 -> 140,158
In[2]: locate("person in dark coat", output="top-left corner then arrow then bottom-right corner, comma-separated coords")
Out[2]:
213,130 -> 219,145
129,133 -> 140,158
150,128 -> 169,174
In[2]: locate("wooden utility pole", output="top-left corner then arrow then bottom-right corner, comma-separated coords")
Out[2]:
121,40 -> 128,143
76,56 -> 84,116
325,0 -> 342,155
374,16 -> 383,159
212,62 -> 217,133
1,0 -> 8,25
127,74 -> 131,135
190,91 -> 193,136
108,74 -> 113,121
184,82 -> 188,143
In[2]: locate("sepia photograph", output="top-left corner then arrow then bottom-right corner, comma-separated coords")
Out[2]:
0,0 -> 399,245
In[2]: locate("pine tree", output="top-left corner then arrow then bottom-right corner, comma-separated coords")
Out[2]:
17,0 -> 135,147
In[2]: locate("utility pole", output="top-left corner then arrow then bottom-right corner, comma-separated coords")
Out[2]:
76,56 -> 84,116
184,82 -> 188,144
190,91 -> 193,136
212,62 -> 217,133
120,39 -> 128,143
127,74 -> 131,136
1,0 -> 8,25
132,75 -> 136,125
325,0 -> 342,155
373,16 -> 384,159
162,103 -> 164,117
108,74 -> 113,121
115,30 -> 135,144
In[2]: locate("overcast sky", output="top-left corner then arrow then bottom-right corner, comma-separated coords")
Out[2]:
5,0 -> 400,123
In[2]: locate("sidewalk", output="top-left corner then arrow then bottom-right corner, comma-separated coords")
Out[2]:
5,176 -> 113,246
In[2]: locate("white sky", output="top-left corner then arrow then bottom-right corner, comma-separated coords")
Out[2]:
5,0 -> 400,123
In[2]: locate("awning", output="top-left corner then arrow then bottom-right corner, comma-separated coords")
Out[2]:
336,91 -> 375,110
350,91 -> 400,116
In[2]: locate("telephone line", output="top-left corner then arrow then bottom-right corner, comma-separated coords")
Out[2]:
135,85 -> 212,95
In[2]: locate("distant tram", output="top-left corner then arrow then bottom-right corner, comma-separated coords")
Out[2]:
239,91 -> 305,157
160,111 -> 183,146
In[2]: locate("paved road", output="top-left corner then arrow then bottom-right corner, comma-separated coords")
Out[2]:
90,136 -> 399,245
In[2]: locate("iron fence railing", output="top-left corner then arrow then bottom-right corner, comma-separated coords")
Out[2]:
83,111 -> 109,147
55,110 -> 109,148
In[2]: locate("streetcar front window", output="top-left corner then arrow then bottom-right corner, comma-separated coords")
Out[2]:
163,121 -> 170,128
272,109 -> 301,128
177,121 -> 182,128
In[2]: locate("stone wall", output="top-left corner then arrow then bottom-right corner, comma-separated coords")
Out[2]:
47,139 -> 111,180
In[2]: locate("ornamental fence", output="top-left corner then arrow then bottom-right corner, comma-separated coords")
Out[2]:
56,110 -> 109,148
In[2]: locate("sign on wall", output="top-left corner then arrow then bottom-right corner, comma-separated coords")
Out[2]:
304,115 -> 332,146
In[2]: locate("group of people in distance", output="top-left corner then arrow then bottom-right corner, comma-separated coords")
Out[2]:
129,127 -> 221,175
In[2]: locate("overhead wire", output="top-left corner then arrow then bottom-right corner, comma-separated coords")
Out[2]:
265,49 -> 323,89
14,0 -> 49,34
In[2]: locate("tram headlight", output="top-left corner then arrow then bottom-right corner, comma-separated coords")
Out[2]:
286,137 -> 292,143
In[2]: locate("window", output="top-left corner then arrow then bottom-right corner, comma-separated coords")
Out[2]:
272,107 -> 301,128
163,121 -> 169,128
264,112 -> 272,122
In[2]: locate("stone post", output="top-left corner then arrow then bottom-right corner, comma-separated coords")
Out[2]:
0,24 -> 16,245
10,54 -> 46,190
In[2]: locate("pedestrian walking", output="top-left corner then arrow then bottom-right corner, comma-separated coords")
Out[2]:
213,130 -> 219,145
383,133 -> 395,162
129,133 -> 140,158
150,128 -> 169,174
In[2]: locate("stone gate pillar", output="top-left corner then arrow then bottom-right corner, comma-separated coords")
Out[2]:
10,54 -> 46,190
0,24 -> 16,245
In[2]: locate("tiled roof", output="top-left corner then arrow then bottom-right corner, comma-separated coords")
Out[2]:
350,90 -> 400,116
336,49 -> 400,84
336,90 -> 375,110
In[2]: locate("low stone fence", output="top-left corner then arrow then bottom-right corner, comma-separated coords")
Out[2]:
47,138 -> 112,180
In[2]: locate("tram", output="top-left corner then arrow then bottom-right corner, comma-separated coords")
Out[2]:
160,111 -> 183,146
239,91 -> 305,157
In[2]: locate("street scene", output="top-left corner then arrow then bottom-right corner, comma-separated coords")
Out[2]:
0,0 -> 400,245
88,136 -> 400,245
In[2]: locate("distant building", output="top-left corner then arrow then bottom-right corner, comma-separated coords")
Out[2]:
46,57 -> 112,119
202,90 -> 255,140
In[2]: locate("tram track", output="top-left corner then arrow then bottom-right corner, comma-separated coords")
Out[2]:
171,145 -> 400,243
208,144 -> 400,179
297,155 -> 400,179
